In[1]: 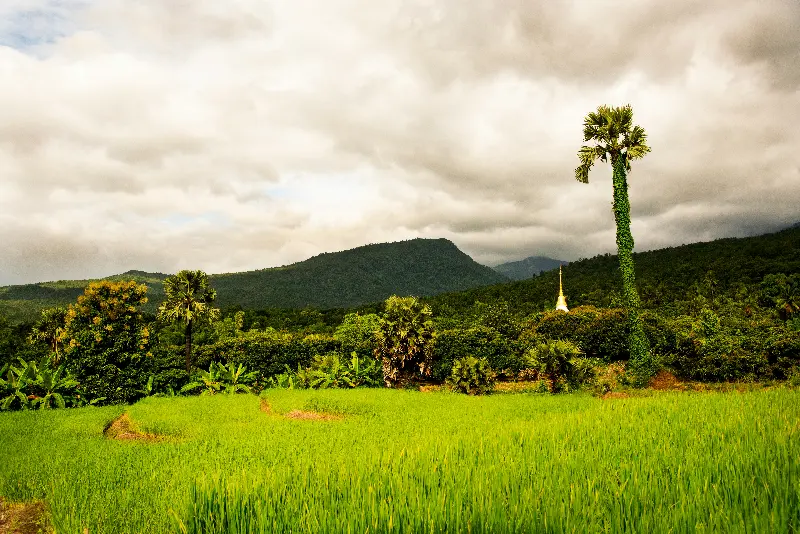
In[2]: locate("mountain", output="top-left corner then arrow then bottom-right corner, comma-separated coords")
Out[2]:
0,238 -> 507,321
425,225 -> 800,317
492,256 -> 568,281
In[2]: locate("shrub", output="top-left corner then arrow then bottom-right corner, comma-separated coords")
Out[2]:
764,329 -> 800,379
0,357 -> 83,411
447,356 -> 496,395
180,362 -> 255,396
670,310 -> 768,381
523,340 -> 582,393
531,307 -> 628,362
193,331 -> 340,381
268,352 -> 382,390
374,296 -> 435,387
432,327 -> 524,382
334,313 -> 381,359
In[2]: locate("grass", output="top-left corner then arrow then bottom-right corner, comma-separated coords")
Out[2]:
0,388 -> 798,533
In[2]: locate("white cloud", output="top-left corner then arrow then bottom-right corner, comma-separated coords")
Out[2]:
0,0 -> 798,284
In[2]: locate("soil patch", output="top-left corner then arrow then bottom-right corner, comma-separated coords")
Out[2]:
285,410 -> 343,421
0,498 -> 48,534
650,371 -> 685,391
103,414 -> 163,442
601,392 -> 630,400
259,398 -> 272,413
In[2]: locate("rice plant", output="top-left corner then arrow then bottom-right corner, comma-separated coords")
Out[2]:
0,388 -> 797,533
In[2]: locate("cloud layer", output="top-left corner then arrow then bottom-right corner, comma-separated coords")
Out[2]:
1,0 -> 798,284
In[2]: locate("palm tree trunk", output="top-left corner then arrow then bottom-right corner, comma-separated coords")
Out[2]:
611,153 -> 653,383
185,319 -> 193,373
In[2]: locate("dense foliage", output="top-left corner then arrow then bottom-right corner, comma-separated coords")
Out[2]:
0,239 -> 505,321
62,281 -> 153,405
374,296 -> 436,387
0,226 -> 798,406
446,356 -> 496,394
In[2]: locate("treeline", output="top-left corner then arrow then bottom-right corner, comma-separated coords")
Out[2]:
0,238 -> 505,322
2,226 -> 799,410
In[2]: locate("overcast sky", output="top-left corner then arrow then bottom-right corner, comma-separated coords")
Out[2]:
1,0 -> 798,285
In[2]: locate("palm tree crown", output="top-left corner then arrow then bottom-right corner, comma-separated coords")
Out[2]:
575,104 -> 651,183
158,270 -> 219,325
158,270 -> 220,372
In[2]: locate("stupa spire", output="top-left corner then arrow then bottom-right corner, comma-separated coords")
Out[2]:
556,265 -> 569,312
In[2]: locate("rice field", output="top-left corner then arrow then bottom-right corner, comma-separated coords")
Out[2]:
0,388 -> 798,533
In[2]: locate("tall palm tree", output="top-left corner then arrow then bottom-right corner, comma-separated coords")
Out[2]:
158,270 -> 220,372
575,104 -> 654,383
29,307 -> 67,363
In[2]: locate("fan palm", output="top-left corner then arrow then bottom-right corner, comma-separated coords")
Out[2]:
29,307 -> 67,363
158,270 -> 220,372
575,104 -> 654,383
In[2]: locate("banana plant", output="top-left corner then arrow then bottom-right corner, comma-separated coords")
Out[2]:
180,362 -> 254,396
30,365 -> 78,409
1,361 -> 31,411
217,362 -> 254,394
347,352 -> 381,387
308,354 -> 354,389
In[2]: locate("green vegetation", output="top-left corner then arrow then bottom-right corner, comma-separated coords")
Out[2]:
374,296 -> 436,387
62,281 -> 152,405
0,239 -> 505,322
575,104 -> 653,385
158,270 -> 221,372
0,389 -> 798,532
492,256 -> 566,281
446,355 -> 496,394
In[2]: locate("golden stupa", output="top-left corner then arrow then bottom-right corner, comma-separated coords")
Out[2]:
556,265 -> 569,312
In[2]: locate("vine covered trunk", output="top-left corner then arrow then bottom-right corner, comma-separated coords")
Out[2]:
185,318 -> 193,373
611,153 -> 652,382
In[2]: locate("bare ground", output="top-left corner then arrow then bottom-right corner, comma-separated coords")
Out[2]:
103,414 -> 163,442
0,498 -> 48,534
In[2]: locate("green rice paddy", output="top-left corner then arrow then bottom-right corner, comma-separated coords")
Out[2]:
1,388 -> 798,533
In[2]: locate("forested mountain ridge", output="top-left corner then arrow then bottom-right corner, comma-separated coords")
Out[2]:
492,256 -> 568,281
425,225 -> 800,318
0,239 -> 507,321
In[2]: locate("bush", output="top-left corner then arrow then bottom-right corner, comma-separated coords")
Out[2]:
764,329 -> 800,379
447,356 -> 496,395
334,313 -> 380,359
531,307 -> 628,362
523,340 -> 582,393
432,327 -> 524,382
193,331 -> 340,381
669,310 -> 768,381
374,296 -> 435,387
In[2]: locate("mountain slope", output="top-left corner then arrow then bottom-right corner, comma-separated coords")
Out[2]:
0,239 -> 507,321
211,238 -> 507,309
425,226 -> 800,317
492,256 -> 567,281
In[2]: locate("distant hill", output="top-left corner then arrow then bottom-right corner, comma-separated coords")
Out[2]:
492,256 -> 568,281
0,239 -> 507,321
210,238 -> 507,309
425,226 -> 800,317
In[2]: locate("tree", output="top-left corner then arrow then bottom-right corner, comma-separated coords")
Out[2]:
29,307 -> 67,363
760,273 -> 800,322
575,104 -> 655,385
374,296 -> 436,387
158,270 -> 220,372
62,281 -> 152,404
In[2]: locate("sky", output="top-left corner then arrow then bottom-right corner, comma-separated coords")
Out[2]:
0,0 -> 798,285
